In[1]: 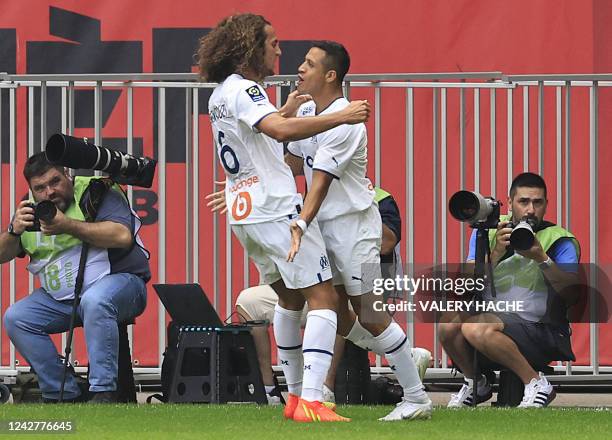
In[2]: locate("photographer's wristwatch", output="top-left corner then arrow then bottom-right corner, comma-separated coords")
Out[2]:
7,223 -> 21,237
538,256 -> 553,271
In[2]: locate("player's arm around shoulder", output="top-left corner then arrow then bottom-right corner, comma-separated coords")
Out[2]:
256,99 -> 370,143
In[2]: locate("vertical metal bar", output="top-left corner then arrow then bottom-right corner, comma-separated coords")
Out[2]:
244,249 -> 250,290
94,81 -> 103,180
185,88 -> 193,283
589,83 -> 599,375
27,87 -> 35,320
459,88 -> 466,262
157,88 -> 167,368
126,86 -> 134,182
490,88 -> 496,197
432,87 -> 439,367
276,85 -> 282,109
68,81 -> 75,135
556,87 -> 562,224
375,87 -> 381,186
126,84 -> 134,351
9,88 -> 17,369
440,88 -> 448,369
192,88 -> 200,284
406,87 -> 415,345
538,81 -> 544,175
564,83 -> 571,230
343,82 -> 351,100
507,88 -> 513,189
432,88 -> 439,265
28,87 -> 35,153
523,85 -> 529,171
61,87 -> 67,133
440,89 -> 447,265
474,88 -> 480,192
94,81 -> 102,145
40,81 -> 47,150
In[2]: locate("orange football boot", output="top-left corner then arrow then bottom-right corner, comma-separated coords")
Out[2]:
283,393 -> 299,419
292,398 -> 351,422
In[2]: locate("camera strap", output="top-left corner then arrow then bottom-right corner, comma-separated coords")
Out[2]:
79,178 -> 114,222
60,178 -> 112,402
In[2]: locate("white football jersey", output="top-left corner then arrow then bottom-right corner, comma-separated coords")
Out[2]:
209,74 -> 302,224
287,97 -> 375,221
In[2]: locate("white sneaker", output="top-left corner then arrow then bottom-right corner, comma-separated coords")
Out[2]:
266,394 -> 282,405
379,397 -> 433,421
447,376 -> 492,408
265,385 -> 283,405
518,373 -> 556,408
411,348 -> 432,381
322,384 -> 335,404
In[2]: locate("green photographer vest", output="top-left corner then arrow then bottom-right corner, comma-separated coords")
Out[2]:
374,187 -> 391,203
486,214 -> 580,322
20,176 -> 124,301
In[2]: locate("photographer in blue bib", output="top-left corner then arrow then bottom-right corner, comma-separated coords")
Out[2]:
439,172 -> 580,408
1,152 -> 151,403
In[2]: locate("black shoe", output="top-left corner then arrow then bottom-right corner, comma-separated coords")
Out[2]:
43,393 -> 87,404
268,385 -> 286,405
89,391 -> 119,404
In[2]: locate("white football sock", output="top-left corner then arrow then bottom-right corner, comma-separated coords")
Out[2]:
301,309 -> 337,402
273,304 -> 303,396
345,318 -> 376,350
371,321 -> 429,403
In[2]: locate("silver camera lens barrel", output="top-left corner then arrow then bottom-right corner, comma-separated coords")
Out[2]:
449,190 -> 495,223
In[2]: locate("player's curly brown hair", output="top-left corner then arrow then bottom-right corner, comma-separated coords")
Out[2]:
196,13 -> 271,83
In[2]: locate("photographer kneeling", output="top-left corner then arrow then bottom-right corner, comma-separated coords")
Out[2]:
439,172 -> 580,408
1,152 -> 150,403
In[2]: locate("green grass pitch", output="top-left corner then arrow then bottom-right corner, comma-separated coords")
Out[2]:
0,404 -> 610,439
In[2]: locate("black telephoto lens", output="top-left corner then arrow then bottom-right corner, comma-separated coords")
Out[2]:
45,133 -> 157,188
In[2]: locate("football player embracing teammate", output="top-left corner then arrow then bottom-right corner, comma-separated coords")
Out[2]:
197,14 -> 369,422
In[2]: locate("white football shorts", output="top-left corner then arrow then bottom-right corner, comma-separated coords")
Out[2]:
319,203 -> 382,296
232,216 -> 332,290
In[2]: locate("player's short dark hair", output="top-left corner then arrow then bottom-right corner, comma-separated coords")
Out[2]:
23,152 -> 63,183
311,41 -> 350,85
509,172 -> 547,199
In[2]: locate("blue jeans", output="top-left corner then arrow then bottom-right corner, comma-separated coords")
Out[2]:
3,273 -> 147,399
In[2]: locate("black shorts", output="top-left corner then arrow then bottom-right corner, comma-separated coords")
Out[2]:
479,313 -> 575,370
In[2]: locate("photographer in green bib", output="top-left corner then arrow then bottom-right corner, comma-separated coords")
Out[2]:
438,172 -> 580,408
1,152 -> 150,403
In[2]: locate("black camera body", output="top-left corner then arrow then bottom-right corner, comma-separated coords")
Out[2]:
507,217 -> 538,251
25,200 -> 57,232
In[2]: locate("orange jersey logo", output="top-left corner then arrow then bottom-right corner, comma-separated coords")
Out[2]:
232,191 -> 252,221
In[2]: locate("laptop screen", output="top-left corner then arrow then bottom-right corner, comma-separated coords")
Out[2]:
153,283 -> 224,327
